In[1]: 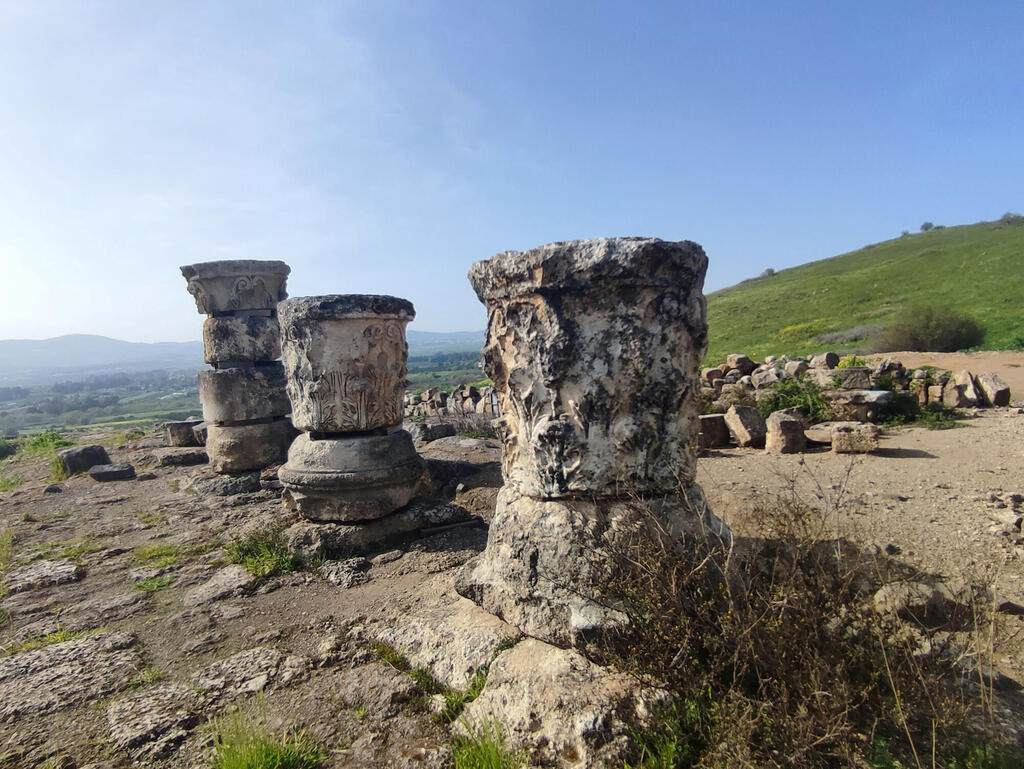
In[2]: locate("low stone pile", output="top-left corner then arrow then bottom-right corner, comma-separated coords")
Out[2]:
699,352 -> 1013,455
404,384 -> 497,419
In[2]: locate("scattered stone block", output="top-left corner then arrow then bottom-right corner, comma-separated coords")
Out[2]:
88,463 -> 136,482
927,384 -> 944,405
804,421 -> 860,445
185,471 -> 262,497
157,448 -> 209,467
57,445 -> 111,476
810,352 -> 839,369
975,372 -> 1011,407
784,360 -> 809,378
163,420 -> 203,448
824,389 -> 895,422
408,422 -> 458,443
751,367 -> 782,388
192,422 -> 208,446
724,404 -> 766,448
831,423 -> 880,454
765,411 -> 806,454
698,414 -> 730,449
726,353 -> 756,375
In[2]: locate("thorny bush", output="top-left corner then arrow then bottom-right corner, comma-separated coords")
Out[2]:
591,492 -> 1020,768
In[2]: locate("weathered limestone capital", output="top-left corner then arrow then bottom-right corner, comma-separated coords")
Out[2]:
277,294 -> 423,522
458,237 -> 728,649
180,260 -> 290,316
468,237 -> 709,499
278,295 -> 415,433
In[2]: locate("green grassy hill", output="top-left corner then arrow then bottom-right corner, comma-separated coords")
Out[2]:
704,218 -> 1024,364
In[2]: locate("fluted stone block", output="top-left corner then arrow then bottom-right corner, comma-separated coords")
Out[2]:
203,315 -> 281,365
198,364 -> 291,424
181,260 -> 290,316
467,238 -> 709,499
278,295 -> 414,433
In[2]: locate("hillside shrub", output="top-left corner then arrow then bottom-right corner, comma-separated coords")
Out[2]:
0,440 -> 15,461
595,496 -> 1018,769
755,377 -> 833,423
999,212 -> 1023,225
921,221 -> 935,232
875,306 -> 984,353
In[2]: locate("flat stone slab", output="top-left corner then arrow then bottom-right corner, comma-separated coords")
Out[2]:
192,647 -> 307,703
377,597 -> 519,689
158,448 -> 209,467
89,463 -> 137,482
107,683 -> 202,761
0,632 -> 141,723
181,565 -> 255,607
4,559 -> 84,594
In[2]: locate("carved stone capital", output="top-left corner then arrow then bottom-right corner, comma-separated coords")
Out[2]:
180,260 -> 290,316
278,295 -> 415,433
468,237 -> 709,498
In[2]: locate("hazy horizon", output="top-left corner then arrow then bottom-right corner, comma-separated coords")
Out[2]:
2,1 -> 1021,342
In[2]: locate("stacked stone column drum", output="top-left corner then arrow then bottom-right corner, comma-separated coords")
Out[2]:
277,295 -> 424,522
180,260 -> 296,473
455,237 -> 730,648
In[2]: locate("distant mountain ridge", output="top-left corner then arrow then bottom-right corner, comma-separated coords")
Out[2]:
0,330 -> 485,385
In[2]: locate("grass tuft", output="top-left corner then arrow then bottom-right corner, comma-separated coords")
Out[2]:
0,474 -> 23,492
0,529 -> 13,570
18,430 -> 73,456
452,722 -> 523,769
225,528 -> 296,579
133,544 -> 180,568
134,574 -> 177,592
209,703 -> 326,769
2,627 -> 98,656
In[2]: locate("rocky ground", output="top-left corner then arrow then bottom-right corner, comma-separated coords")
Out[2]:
1,353 -> 1023,768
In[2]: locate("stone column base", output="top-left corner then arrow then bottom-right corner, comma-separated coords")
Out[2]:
279,429 -> 424,522
455,484 -> 730,649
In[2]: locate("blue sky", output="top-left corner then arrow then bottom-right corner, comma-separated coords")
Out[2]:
1,1 -> 1021,342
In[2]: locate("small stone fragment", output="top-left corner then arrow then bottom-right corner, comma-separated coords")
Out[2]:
88,463 -> 136,482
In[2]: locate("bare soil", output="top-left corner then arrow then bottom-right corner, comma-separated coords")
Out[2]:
0,352 -> 1022,768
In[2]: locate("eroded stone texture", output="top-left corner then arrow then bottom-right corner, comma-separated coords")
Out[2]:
181,259 -> 294,474
279,430 -> 423,522
467,238 -> 708,498
975,372 -> 1010,407
277,295 -> 424,522
457,638 -> 663,768
181,260 -> 290,315
198,364 -> 291,423
204,420 -> 296,474
0,632 -> 141,722
458,238 -> 729,647
203,314 -> 281,365
765,411 -> 806,454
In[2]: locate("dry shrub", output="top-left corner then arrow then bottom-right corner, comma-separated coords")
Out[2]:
593,492 -> 1018,768
874,306 -> 984,353
436,411 -> 497,439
